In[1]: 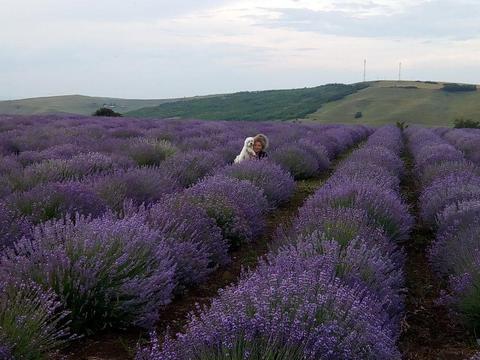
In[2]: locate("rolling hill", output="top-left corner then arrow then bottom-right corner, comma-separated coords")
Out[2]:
1,80 -> 479,126
0,95 -> 177,116
304,80 -> 480,126
125,83 -> 369,121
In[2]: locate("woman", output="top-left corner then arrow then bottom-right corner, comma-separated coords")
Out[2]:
253,133 -> 269,159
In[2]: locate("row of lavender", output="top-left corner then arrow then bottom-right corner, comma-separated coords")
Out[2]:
0,114 -> 366,248
0,115 -> 369,358
405,127 -> 480,333
137,125 -> 412,359
437,127 -> 480,166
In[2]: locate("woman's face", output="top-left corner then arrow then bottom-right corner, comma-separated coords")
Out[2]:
253,141 -> 263,153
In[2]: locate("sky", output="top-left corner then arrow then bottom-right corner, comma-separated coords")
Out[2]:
1,0 -> 479,100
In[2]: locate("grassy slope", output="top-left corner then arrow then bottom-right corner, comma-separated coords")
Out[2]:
126,83 -> 369,121
305,81 -> 480,126
0,95 -> 179,115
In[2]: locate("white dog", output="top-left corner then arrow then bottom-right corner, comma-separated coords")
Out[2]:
234,137 -> 256,163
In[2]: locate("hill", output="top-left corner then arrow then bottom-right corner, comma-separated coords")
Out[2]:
125,83 -> 369,121
2,81 -> 479,126
0,95 -> 176,115
304,80 -> 480,126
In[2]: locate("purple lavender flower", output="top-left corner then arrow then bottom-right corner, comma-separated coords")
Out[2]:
330,162 -> 401,192
415,144 -> 464,173
6,181 -> 107,224
0,279 -> 72,358
91,167 -> 181,212
301,181 -> 413,242
142,196 -> 229,289
280,237 -> 404,334
178,175 -> 269,247
0,213 -> 176,334
19,152 -> 120,190
420,159 -> 480,188
138,243 -> 400,360
347,145 -> 404,177
160,150 -> 226,187
0,201 -> 31,250
419,173 -> 480,225
127,137 -> 177,166
366,125 -> 404,155
217,159 -> 295,207
270,144 -> 320,180
283,206 -> 404,266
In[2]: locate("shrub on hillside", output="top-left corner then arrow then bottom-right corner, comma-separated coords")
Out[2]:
454,118 -> 480,129
92,107 -> 122,117
442,83 -> 477,92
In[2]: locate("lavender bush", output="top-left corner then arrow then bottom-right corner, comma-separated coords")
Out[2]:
270,144 -> 320,180
127,137 -> 177,166
138,244 -> 400,360
302,181 -> 413,242
419,173 -> 480,225
0,279 -> 72,359
0,213 -> 175,334
160,150 -> 226,187
18,152 -> 120,190
0,202 -> 31,250
6,181 -> 107,224
139,197 -> 229,289
92,167 -> 181,212
217,159 -> 295,207
177,175 -> 269,247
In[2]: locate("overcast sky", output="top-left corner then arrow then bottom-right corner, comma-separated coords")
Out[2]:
1,0 -> 479,100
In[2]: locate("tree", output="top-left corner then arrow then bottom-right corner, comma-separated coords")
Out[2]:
453,118 -> 480,129
92,107 -> 122,117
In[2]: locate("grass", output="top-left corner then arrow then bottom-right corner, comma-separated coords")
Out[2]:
3,80 -> 479,127
125,83 -> 369,121
305,80 -> 480,127
0,95 -> 201,116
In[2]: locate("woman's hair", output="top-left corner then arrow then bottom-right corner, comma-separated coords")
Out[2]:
253,134 -> 269,150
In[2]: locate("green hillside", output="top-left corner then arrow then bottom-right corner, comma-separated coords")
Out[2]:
0,95 -> 176,115
126,83 -> 369,121
2,81 -> 479,127
304,80 -> 480,126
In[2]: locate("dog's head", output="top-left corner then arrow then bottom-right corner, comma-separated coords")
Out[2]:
244,137 -> 254,149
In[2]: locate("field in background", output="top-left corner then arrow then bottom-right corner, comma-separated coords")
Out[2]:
305,80 -> 480,126
1,80 -> 479,127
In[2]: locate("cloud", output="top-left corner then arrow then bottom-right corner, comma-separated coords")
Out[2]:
0,0 -> 238,22
1,0 -> 480,100
251,0 -> 480,40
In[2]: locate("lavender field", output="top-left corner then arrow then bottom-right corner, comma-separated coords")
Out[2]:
0,114 -> 480,359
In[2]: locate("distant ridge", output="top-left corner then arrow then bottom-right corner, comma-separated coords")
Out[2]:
1,80 -> 479,126
0,94 -> 177,116
126,83 -> 369,121
304,80 -> 480,126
